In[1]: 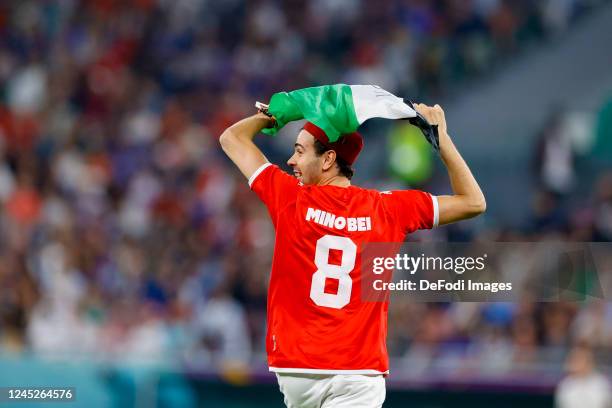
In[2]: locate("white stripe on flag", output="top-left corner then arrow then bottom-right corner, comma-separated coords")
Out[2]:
350,85 -> 417,125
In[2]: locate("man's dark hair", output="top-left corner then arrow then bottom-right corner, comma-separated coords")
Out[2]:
313,140 -> 354,180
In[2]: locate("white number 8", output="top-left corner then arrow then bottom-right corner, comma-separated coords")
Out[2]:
309,235 -> 357,309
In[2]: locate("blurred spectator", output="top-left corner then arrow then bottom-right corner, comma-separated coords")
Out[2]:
534,109 -> 577,196
190,282 -> 252,368
555,344 -> 612,408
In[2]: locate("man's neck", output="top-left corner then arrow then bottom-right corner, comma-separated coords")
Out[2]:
317,175 -> 351,187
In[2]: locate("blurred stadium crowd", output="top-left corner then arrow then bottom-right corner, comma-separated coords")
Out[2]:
0,0 -> 611,378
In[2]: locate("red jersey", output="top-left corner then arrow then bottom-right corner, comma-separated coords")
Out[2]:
249,163 -> 438,374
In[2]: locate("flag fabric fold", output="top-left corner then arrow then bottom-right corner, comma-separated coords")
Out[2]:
259,84 -> 439,151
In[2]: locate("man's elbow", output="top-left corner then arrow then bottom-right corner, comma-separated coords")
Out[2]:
437,195 -> 486,225
467,197 -> 486,217
219,130 -> 236,152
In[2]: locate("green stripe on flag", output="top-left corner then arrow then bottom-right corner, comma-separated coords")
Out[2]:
262,84 -> 360,142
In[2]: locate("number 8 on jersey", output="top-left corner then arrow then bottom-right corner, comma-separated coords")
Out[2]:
310,235 -> 357,309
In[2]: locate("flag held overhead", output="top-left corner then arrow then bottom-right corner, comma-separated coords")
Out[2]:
257,84 -> 439,151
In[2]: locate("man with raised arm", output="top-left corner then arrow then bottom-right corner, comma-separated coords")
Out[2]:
219,98 -> 485,408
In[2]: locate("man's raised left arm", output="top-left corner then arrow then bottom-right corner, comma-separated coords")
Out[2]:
414,103 -> 486,225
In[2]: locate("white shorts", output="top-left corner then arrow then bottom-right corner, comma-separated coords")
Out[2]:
275,373 -> 386,408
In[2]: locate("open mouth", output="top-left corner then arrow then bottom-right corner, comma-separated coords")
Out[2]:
293,171 -> 302,180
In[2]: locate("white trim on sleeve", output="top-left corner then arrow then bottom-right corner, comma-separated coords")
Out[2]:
248,162 -> 272,188
431,194 -> 439,227
270,367 -> 388,375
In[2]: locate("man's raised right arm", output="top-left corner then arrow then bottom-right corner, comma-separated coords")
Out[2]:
218,113 -> 275,180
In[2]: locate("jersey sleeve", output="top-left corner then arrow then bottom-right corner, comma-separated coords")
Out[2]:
381,190 -> 439,234
249,163 -> 299,226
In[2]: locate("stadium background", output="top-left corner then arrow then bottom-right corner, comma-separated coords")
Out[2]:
0,0 -> 611,406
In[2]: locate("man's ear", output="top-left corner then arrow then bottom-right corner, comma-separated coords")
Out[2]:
321,150 -> 336,172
